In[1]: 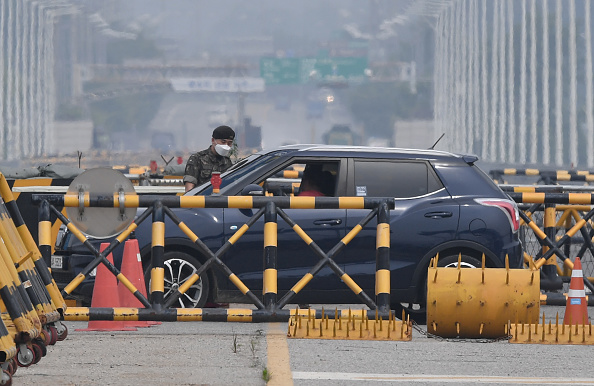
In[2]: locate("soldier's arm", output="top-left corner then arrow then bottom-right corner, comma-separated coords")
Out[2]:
183,154 -> 201,192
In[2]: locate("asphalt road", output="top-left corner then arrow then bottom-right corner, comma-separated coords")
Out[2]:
13,305 -> 594,386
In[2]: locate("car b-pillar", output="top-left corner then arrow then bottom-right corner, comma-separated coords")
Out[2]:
263,202 -> 278,310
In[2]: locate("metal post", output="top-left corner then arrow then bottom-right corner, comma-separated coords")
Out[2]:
376,200 -> 391,313
38,200 -> 52,267
542,203 -> 562,290
237,92 -> 246,148
150,201 -> 165,309
262,202 -> 278,310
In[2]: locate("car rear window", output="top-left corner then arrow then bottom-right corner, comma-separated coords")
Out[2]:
353,160 -> 443,198
435,163 -> 505,197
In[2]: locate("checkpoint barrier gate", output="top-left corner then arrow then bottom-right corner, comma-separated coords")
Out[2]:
31,169 -> 402,327
0,173 -> 69,384
30,169 -> 546,341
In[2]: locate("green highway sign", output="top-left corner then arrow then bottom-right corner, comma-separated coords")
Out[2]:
260,58 -> 301,85
260,57 -> 368,85
312,57 -> 368,82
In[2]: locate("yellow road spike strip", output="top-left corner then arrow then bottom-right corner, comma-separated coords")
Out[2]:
509,313 -> 594,345
287,313 -> 412,341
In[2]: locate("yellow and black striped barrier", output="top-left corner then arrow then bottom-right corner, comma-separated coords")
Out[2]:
149,202 -> 166,308
540,292 -> 594,306
273,169 -> 303,179
31,191 -> 398,326
491,168 -> 594,184
506,190 -> 594,294
507,191 -> 594,205
6,178 -> 71,253
263,202 -> 278,309
0,173 -> 70,381
60,306 -> 411,325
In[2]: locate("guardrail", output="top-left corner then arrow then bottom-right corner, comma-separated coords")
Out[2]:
32,193 -> 396,323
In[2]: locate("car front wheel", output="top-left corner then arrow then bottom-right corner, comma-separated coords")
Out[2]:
144,251 -> 210,308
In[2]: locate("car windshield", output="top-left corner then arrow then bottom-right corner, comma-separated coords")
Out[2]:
186,151 -> 286,196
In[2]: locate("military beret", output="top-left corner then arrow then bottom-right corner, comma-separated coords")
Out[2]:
212,125 -> 235,140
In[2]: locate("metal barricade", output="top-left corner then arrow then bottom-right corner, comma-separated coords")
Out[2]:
0,173 -> 69,382
32,192 -> 397,324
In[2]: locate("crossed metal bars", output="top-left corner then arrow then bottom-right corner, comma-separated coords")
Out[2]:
32,193 -> 395,322
506,189 -> 594,294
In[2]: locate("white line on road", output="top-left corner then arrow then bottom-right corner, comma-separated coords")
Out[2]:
292,372 -> 594,384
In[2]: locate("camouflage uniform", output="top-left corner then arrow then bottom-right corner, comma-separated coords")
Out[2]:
183,148 -> 233,187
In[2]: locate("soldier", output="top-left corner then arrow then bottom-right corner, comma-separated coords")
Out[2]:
183,125 -> 235,192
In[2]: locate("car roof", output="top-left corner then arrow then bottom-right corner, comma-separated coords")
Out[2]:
257,144 -> 474,164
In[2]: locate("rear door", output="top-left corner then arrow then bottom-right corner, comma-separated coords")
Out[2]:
342,159 -> 460,293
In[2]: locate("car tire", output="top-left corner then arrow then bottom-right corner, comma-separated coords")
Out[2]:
437,254 -> 481,269
391,254 -> 481,325
144,251 -> 210,308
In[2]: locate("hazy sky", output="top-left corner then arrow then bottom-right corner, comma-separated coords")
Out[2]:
117,0 -> 404,60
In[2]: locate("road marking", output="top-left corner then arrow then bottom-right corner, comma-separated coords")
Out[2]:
266,323 -> 293,386
292,372 -> 594,384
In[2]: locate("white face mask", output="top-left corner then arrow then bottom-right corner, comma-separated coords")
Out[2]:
214,144 -> 231,157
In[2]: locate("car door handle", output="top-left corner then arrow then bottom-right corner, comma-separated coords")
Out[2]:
424,211 -> 453,219
313,219 -> 342,226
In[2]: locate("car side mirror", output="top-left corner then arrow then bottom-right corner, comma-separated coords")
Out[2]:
241,184 -> 264,196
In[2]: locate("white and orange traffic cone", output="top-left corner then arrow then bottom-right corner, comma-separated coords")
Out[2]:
563,257 -> 589,326
117,239 -> 159,327
76,243 -> 137,331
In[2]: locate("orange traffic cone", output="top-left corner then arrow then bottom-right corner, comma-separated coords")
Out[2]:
117,239 -> 159,327
76,243 -> 137,331
563,257 -> 589,326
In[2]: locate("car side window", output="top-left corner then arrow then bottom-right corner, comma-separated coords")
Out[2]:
353,160 -> 443,198
262,162 -> 339,197
262,164 -> 303,196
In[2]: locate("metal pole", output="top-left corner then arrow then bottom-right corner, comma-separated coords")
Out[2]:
376,200 -> 391,313
150,201 -> 165,309
262,202 -> 278,311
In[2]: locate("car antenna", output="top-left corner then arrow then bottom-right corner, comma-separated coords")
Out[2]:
429,133 -> 445,150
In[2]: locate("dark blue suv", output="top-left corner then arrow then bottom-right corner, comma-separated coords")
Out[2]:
52,145 -> 522,323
